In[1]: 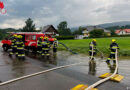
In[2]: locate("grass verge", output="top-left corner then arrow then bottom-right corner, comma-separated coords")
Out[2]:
58,37 -> 130,56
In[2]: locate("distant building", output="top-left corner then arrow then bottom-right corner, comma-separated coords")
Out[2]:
82,26 -> 111,37
115,29 -> 130,35
75,35 -> 84,39
41,25 -> 59,37
75,26 -> 111,39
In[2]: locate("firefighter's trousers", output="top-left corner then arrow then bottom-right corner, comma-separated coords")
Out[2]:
53,48 -> 57,53
37,46 -> 42,54
42,48 -> 50,56
89,51 -> 96,59
106,52 -> 116,65
17,48 -> 25,59
9,47 -> 17,55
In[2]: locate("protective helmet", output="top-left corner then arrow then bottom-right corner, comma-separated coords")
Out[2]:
93,39 -> 96,42
18,35 -> 22,39
20,35 -> 23,38
112,39 -> 116,42
13,34 -> 17,37
54,38 -> 57,41
17,35 -> 21,38
40,36 -> 43,39
44,37 -> 48,40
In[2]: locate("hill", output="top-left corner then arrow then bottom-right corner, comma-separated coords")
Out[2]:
0,28 -> 21,40
70,21 -> 130,32
97,21 -> 130,28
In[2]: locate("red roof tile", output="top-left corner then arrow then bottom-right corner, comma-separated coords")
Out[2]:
115,29 -> 130,34
115,30 -> 121,34
124,29 -> 130,33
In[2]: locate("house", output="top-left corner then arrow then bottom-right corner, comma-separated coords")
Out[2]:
82,26 -> 111,37
115,29 -> 130,35
75,26 -> 111,39
41,25 -> 59,37
75,35 -> 84,39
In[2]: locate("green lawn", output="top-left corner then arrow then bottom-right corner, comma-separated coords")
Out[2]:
58,37 -> 130,56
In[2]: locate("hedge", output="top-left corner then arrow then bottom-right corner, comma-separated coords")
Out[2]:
55,36 -> 74,40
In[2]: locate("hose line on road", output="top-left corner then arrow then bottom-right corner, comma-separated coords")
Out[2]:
96,48 -> 104,59
59,42 -> 78,54
59,42 -> 104,60
85,49 -> 118,90
0,61 -> 87,86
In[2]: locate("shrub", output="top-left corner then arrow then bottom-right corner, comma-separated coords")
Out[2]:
83,37 -> 89,39
55,36 -> 74,40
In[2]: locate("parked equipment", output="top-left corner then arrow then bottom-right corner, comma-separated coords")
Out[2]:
99,73 -> 124,82
71,84 -> 98,90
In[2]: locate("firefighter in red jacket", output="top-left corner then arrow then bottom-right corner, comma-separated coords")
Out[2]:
9,34 -> 17,57
106,39 -> 119,67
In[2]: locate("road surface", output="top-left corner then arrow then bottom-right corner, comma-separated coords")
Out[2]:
0,46 -> 128,90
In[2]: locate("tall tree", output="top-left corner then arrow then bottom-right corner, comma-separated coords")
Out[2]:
57,21 -> 72,36
22,18 -> 36,32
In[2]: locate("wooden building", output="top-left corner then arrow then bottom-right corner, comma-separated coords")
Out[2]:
41,25 -> 59,37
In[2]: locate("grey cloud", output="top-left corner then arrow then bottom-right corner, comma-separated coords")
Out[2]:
93,7 -> 106,13
1,0 -> 130,28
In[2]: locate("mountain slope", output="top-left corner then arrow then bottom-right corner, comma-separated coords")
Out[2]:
97,21 -> 130,28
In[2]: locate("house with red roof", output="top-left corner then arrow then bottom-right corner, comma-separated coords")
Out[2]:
115,29 -> 130,35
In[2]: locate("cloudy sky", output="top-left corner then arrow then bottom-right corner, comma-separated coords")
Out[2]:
1,0 -> 130,29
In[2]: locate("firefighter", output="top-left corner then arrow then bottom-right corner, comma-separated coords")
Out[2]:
106,39 -> 119,67
37,36 -> 43,54
53,38 -> 58,53
16,35 -> 25,59
41,37 -> 50,58
9,34 -> 17,57
89,39 -> 97,60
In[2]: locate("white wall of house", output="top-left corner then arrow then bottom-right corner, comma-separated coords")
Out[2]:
75,35 -> 84,39
82,30 -> 88,34
118,31 -> 130,35
56,34 -> 59,36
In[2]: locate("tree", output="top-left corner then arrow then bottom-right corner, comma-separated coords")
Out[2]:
89,29 -> 104,38
73,26 -> 85,35
110,30 -> 117,36
0,28 -> 20,40
22,18 -> 36,32
57,21 -> 72,36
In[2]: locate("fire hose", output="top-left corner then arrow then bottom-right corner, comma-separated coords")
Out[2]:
86,49 -> 118,90
59,42 -> 78,54
0,61 -> 86,86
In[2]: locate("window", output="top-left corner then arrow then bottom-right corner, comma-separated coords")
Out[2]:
26,35 -> 31,40
26,35 -> 36,40
32,35 -> 36,40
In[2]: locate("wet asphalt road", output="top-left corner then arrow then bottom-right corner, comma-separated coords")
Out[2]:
0,46 -> 129,90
